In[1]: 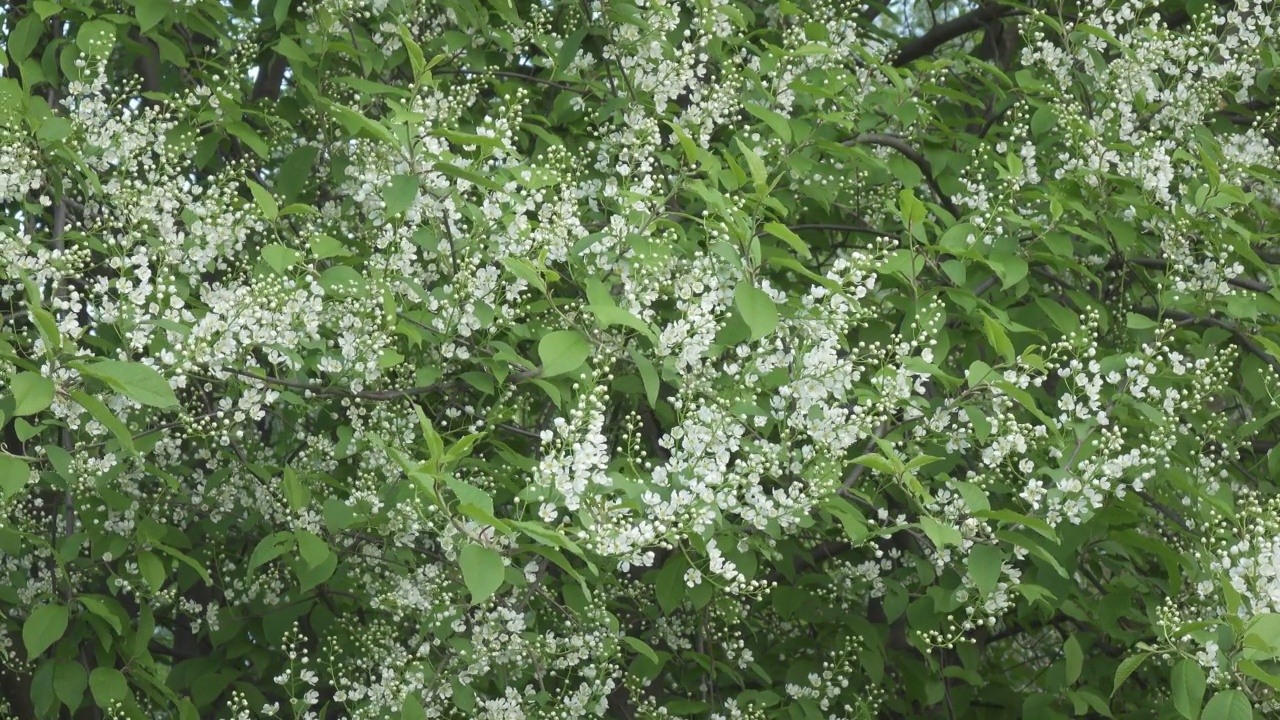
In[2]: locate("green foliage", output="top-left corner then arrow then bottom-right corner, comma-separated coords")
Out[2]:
2,0 -> 1280,717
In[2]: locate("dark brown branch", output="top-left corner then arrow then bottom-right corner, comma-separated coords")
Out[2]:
1117,257 -> 1271,293
764,539 -> 852,584
851,133 -> 961,219
1133,489 -> 1192,533
128,27 -> 161,96
1134,306 -> 1280,374
433,68 -> 590,94
893,2 -> 1014,66
252,54 -> 289,102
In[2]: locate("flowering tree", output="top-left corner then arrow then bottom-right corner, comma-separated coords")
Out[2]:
2,0 -> 1280,717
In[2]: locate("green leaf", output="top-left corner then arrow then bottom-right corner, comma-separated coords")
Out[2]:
630,346 -> 660,407
67,390 -> 135,454
248,532 -> 295,573
227,122 -> 270,159
988,253 -> 1029,289
509,519 -> 585,557
137,550 -> 165,592
1201,690 -> 1251,720
434,129 -> 509,154
397,26 -> 427,80
311,234 -> 350,260
744,102 -> 792,143
1063,634 -> 1083,685
74,19 -> 113,56
852,451 -> 903,475
974,509 -> 1058,542
7,15 -> 43,62
1243,613 -> 1280,658
1172,659 -> 1206,720
36,116 -> 73,144
0,455 -> 31,500
89,667 -> 128,706
967,543 -> 1003,597
762,222 -> 811,260
77,595 -> 123,635
537,330 -> 591,378
1112,652 -> 1151,697
434,162 -> 505,193
412,405 -> 445,462
402,694 -> 429,720
1238,658 -> 1280,690
23,603 -> 69,658
20,274 -> 61,355
555,27 -> 588,75
584,279 -> 657,343
246,179 -> 278,220
53,658 -> 88,709
501,256 -> 548,293
823,498 -> 868,543
382,174 -> 420,217
655,556 -> 687,614
919,516 -> 963,548
734,282 -> 778,341
262,243 -> 300,272
323,99 -> 397,145
981,312 -> 1016,363
1073,23 -> 1126,50
151,542 -> 212,584
1030,105 -> 1057,136
273,0 -> 293,25
966,359 -> 995,388
735,137 -> 768,194
294,530 -> 330,569
898,188 -> 926,227
296,547 -> 337,593
134,0 -> 169,31
1126,312 -> 1157,330
33,1 -> 61,20
622,636 -> 660,664
276,145 -> 318,203
459,543 -> 504,604
76,360 -> 177,408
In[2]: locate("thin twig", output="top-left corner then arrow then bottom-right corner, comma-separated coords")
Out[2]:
785,223 -> 891,236
1134,307 -> 1280,374
1133,489 -> 1192,533
1118,257 -> 1271,293
433,68 -> 590,94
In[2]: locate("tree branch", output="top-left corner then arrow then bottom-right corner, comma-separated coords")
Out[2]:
786,223 -> 891,236
1134,306 -> 1280,374
1133,489 -> 1192,533
251,54 -> 289,102
434,68 -> 590,94
223,366 -> 540,401
1116,256 -> 1271,293
851,133 -> 961,219
893,2 -> 1014,66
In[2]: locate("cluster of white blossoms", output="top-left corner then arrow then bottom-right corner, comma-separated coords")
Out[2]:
3,0 -> 1280,714
1155,491 -> 1280,701
1016,0 -> 1279,290
0,128 -> 43,204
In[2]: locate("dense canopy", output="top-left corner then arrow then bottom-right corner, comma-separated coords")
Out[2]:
2,0 -> 1280,718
